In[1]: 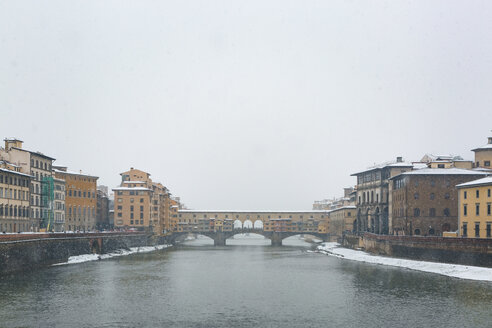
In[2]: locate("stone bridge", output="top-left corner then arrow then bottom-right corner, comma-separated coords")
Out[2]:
169,228 -> 330,246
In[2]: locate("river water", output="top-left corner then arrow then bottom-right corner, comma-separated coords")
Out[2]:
0,235 -> 491,328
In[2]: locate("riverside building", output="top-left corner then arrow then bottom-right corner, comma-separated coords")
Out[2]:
113,168 -> 171,232
351,157 -> 414,235
0,162 -> 32,232
0,138 -> 55,231
457,177 -> 492,238
389,168 -> 487,236
53,166 -> 98,231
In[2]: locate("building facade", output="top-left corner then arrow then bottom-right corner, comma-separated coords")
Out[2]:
352,157 -> 414,235
53,177 -> 66,232
328,206 -> 356,238
53,166 -> 98,231
390,168 -> 487,236
176,210 -> 329,234
472,136 -> 492,169
0,166 -> 31,232
96,188 -> 110,230
457,177 -> 492,238
0,138 -> 55,231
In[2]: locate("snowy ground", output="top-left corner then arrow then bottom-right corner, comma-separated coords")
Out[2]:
53,244 -> 171,266
313,242 -> 492,282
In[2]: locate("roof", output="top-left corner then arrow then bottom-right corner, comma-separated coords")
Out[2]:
328,206 -> 357,212
53,168 -> 98,179
390,168 -> 488,179
123,181 -> 146,184
178,210 -> 328,213
456,177 -> 492,188
351,160 -> 413,176
0,168 -> 33,178
11,147 -> 55,160
4,137 -> 23,142
472,143 -> 492,151
112,187 -> 152,191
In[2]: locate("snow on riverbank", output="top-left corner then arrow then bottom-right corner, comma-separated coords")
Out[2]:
53,244 -> 171,266
314,242 -> 492,282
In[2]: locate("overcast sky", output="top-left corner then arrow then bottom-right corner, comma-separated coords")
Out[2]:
1,1 -> 491,210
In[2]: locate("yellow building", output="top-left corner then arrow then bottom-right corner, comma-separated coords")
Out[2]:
328,206 -> 356,238
113,168 -> 171,232
0,164 -> 32,232
457,177 -> 492,238
472,136 -> 492,169
53,166 -> 98,231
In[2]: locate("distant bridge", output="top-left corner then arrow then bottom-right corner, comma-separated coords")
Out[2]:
168,228 -> 330,246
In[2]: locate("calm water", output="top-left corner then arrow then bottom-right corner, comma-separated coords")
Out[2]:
0,235 -> 491,328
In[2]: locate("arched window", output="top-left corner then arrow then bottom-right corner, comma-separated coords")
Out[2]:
414,193 -> 419,200
371,191 -> 374,203
443,208 -> 450,217
428,228 -> 435,235
414,229 -> 421,235
414,208 -> 420,217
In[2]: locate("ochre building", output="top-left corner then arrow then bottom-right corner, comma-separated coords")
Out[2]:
54,166 -> 98,231
457,177 -> 492,238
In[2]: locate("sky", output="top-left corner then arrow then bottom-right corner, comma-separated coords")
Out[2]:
1,1 -> 491,210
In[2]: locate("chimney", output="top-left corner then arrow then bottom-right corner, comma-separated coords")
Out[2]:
396,156 -> 403,163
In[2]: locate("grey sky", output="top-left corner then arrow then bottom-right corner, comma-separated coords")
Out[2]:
1,1 -> 491,210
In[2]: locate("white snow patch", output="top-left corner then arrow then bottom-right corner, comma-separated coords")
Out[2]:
314,242 -> 492,282
53,245 -> 171,266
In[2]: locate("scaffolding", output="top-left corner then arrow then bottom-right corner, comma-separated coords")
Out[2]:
41,176 -> 55,231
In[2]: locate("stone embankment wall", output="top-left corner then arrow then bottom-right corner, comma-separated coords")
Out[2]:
352,233 -> 492,267
0,233 -> 153,275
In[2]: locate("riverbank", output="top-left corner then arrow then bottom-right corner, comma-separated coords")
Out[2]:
53,244 -> 172,266
314,242 -> 492,282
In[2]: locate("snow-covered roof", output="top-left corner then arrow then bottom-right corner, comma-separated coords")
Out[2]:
123,181 -> 145,184
391,168 -> 488,178
11,147 -> 55,160
0,168 -> 33,178
112,187 -> 152,191
456,177 -> 492,188
53,168 -> 98,179
351,160 -> 413,176
178,210 -> 328,213
328,206 -> 357,212
472,144 -> 492,151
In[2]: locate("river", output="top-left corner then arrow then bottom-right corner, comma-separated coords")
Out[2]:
0,234 -> 491,328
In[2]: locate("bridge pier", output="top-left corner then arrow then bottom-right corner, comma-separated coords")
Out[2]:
213,232 -> 226,246
271,232 -> 282,246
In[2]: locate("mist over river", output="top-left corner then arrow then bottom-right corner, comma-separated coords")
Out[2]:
0,235 -> 491,328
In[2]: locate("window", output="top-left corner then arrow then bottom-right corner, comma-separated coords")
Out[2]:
430,180 -> 435,187
140,212 -> 143,219
414,229 -> 421,235
488,203 -> 491,216
140,206 -> 144,211
476,190 -> 480,198
130,213 -> 134,219
140,198 -> 144,203
130,205 -> 134,211
485,161 -> 491,167
437,164 -> 445,168
117,198 -> 122,203
444,193 -> 450,199
487,222 -> 491,238
443,208 -> 450,217
464,204 -> 468,216
413,208 -> 420,217
464,191 -> 467,199
130,198 -> 134,203
463,222 -> 468,237
429,208 -> 436,217
476,204 -> 480,216
414,193 -> 419,200
488,189 -> 491,197
430,193 -> 435,200
117,212 -> 122,217
475,222 -> 480,237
